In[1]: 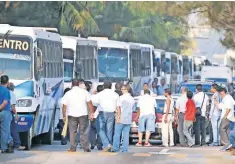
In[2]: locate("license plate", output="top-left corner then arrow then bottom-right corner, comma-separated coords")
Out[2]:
155,122 -> 162,128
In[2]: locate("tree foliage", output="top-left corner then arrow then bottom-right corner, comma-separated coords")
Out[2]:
0,1 -> 200,53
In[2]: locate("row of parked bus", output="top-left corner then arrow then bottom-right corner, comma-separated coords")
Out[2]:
0,24 -> 209,150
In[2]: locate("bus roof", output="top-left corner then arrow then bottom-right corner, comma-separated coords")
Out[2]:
61,36 -> 77,51
77,37 -> 97,47
0,24 -> 61,42
89,38 -> 129,49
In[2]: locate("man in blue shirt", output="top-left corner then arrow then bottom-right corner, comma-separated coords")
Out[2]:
157,78 -> 168,95
0,75 -> 13,153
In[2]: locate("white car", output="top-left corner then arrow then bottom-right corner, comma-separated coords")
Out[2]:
129,95 -> 178,143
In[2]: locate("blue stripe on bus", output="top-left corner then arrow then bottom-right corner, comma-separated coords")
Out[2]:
14,81 -> 33,99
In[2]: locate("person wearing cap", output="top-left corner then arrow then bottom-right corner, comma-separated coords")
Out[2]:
214,84 -> 235,151
193,84 -> 209,146
95,81 -> 120,152
157,78 -> 169,96
175,86 -> 188,146
209,83 -> 222,146
62,78 -> 95,152
8,82 -> 26,150
0,75 -> 13,153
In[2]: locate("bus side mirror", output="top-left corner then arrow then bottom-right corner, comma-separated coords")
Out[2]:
35,48 -> 43,72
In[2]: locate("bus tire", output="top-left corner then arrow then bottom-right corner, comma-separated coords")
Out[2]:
20,127 -> 32,150
41,113 -> 55,145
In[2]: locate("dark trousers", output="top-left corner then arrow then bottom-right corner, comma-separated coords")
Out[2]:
89,118 -> 102,149
10,113 -> 21,148
58,119 -> 69,145
194,116 -> 206,145
68,115 -> 89,151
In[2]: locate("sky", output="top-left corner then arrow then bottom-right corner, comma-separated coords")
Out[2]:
188,12 -> 228,63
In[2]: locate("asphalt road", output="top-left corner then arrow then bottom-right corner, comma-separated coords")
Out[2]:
0,141 -> 234,164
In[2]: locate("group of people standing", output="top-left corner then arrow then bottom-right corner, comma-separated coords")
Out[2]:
175,83 -> 235,154
60,79 -> 135,152
0,75 -> 25,154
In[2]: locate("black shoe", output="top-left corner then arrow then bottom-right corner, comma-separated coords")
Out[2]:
84,149 -> 91,152
90,146 -> 95,150
97,147 -> 103,151
1,149 -> 14,153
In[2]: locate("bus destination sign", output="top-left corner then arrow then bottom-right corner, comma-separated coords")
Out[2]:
0,36 -> 31,55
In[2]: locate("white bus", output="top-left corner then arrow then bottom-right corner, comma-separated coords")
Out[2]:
177,54 -> 183,83
129,43 -> 154,95
0,24 -> 64,150
182,56 -> 194,81
61,36 -> 76,90
75,37 -> 99,92
88,37 -> 129,90
153,49 -> 165,82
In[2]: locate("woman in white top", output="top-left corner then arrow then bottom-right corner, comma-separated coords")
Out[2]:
161,88 -> 174,147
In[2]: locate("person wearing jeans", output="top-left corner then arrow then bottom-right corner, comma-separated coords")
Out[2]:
112,85 -> 135,152
183,91 -> 196,147
0,75 -> 13,153
193,84 -> 209,146
209,84 -> 221,146
95,81 -> 120,152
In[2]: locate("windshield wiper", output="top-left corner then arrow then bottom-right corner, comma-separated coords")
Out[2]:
0,30 -> 12,40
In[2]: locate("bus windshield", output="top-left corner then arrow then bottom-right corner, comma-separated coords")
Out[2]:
64,62 -> 73,82
179,84 -> 212,93
63,49 -> 74,82
0,53 -> 31,80
98,47 -> 128,82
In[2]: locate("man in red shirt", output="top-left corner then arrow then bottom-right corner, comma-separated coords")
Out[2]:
183,91 -> 196,147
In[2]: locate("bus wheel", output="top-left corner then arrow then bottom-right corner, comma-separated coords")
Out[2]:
20,127 -> 32,150
41,118 -> 54,145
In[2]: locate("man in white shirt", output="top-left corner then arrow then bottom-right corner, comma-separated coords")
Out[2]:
95,81 -> 120,152
62,79 -> 95,152
112,85 -> 135,152
135,90 -> 157,147
175,87 -> 188,146
90,85 -> 103,150
193,84 -> 209,146
215,85 -> 235,149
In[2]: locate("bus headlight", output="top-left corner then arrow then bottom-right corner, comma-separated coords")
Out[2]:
16,99 -> 32,107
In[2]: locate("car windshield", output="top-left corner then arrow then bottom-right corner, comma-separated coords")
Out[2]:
133,99 -> 166,113
98,47 -> 128,82
0,53 -> 31,80
178,84 -> 212,93
206,78 -> 228,83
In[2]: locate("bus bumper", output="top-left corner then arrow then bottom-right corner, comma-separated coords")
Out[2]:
16,114 -> 34,132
